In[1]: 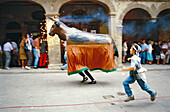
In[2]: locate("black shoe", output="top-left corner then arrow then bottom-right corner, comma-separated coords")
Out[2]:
33,67 -> 38,69
88,80 -> 97,84
81,77 -> 88,83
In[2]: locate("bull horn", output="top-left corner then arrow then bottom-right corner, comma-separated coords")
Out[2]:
48,17 -> 56,22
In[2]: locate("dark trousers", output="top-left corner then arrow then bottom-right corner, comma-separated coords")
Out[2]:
79,69 -> 95,81
11,52 -> 19,66
26,50 -> 33,66
0,53 -> 3,68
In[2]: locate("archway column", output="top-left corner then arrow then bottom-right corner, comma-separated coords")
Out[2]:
109,13 -> 117,40
109,13 -> 123,67
109,13 -> 119,66
46,14 -> 62,70
116,20 -> 123,67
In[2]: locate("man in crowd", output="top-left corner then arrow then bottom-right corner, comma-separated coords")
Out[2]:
140,39 -> 148,64
11,40 -> 20,67
33,35 -> 41,69
3,40 -> 13,69
0,45 -> 3,70
25,34 -> 33,70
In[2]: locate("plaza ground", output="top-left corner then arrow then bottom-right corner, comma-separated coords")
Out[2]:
0,63 -> 170,112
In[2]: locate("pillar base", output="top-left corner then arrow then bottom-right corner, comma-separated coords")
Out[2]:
48,64 -> 63,70
117,63 -> 123,68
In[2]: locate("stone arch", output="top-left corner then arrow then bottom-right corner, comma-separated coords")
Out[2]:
54,0 -> 115,14
157,3 -> 170,17
119,3 -> 153,21
0,0 -> 46,42
58,0 -> 112,34
0,0 -> 46,12
5,21 -> 21,30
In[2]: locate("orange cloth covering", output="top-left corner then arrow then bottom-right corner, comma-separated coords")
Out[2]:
67,44 -> 117,75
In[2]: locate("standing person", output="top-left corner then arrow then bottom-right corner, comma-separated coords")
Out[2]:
0,45 -> 3,70
3,40 -> 13,69
162,41 -> 168,64
122,44 -> 157,102
61,40 -> 67,70
113,41 -> 119,65
11,41 -> 20,67
162,41 -> 168,54
61,40 -> 66,65
33,35 -> 41,69
140,39 -> 148,64
122,40 -> 128,63
19,36 -> 27,68
166,39 -> 170,64
39,34 -> 48,68
128,41 -> 137,60
25,34 -> 33,70
154,41 -> 162,64
146,41 -> 154,64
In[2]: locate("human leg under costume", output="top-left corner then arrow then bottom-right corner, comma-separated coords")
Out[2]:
79,69 -> 96,84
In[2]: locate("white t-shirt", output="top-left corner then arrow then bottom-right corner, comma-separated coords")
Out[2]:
162,44 -> 168,50
3,42 -> 13,52
130,55 -> 147,82
26,38 -> 32,51
122,42 -> 128,51
11,42 -> 19,52
168,42 -> 170,50
147,44 -> 152,54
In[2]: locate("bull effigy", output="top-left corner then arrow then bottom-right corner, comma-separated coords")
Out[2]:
49,17 -> 117,76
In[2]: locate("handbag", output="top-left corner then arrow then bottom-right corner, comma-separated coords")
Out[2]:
130,70 -> 138,80
24,43 -> 28,50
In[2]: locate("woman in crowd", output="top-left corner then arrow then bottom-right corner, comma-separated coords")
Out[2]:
19,36 -> 27,68
146,41 -> 154,64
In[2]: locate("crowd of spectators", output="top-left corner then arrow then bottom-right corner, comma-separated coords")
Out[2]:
0,34 -> 48,70
122,38 -> 170,65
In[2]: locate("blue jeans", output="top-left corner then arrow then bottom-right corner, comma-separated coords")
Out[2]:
33,48 -> 39,67
61,53 -> 67,69
4,51 -> 11,68
123,76 -> 154,96
140,51 -> 146,63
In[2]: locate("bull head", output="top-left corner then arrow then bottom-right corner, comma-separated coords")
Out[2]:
48,17 -> 60,27
48,17 -> 60,36
48,17 -> 66,40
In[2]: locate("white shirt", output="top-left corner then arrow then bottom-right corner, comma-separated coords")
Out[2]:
167,42 -> 170,50
147,44 -> 152,54
3,42 -> 13,52
64,41 -> 67,51
130,55 -> 142,70
162,44 -> 168,50
26,38 -> 32,51
122,42 -> 128,51
130,55 -> 147,82
11,42 -> 19,52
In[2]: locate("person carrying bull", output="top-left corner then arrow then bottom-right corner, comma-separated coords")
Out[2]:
48,17 -> 116,84
61,40 -> 96,84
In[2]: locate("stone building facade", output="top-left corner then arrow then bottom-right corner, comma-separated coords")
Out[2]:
0,0 -> 169,69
